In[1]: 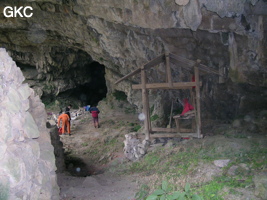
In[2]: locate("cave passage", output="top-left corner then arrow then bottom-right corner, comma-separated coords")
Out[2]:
16,48 -> 108,108
59,61 -> 108,107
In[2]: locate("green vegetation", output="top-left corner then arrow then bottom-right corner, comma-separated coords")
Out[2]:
117,137 -> 267,199
82,143 -> 88,147
146,181 -> 203,200
150,114 -> 159,121
133,124 -> 141,132
113,90 -> 127,101
150,105 -> 154,114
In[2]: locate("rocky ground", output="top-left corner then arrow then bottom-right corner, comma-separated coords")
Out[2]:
47,102 -> 267,200
53,106 -> 141,200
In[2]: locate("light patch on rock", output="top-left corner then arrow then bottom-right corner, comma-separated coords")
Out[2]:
214,159 -> 231,168
175,0 -> 190,6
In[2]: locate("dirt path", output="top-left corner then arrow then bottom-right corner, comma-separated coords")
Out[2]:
56,109 -> 140,200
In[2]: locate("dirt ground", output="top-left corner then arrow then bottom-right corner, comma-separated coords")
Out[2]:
56,108 -> 141,200
52,104 -> 267,200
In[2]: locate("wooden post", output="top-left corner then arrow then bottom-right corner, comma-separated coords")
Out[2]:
141,66 -> 150,140
194,60 -> 202,138
174,118 -> 180,133
190,73 -> 196,132
165,53 -> 173,87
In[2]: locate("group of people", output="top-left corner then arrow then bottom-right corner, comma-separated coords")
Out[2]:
57,104 -> 100,136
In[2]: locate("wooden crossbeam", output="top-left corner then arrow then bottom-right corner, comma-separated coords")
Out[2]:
170,53 -> 195,68
151,128 -> 194,133
170,53 -> 221,76
115,54 -> 165,85
115,67 -> 141,84
132,81 -> 202,90
165,53 -> 173,87
199,63 -> 221,76
137,133 -> 199,138
143,53 -> 165,70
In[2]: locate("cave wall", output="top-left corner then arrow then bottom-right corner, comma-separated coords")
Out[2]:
0,0 -> 266,119
0,48 -> 59,200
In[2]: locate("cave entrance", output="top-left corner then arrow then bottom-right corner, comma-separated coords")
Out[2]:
56,61 -> 107,107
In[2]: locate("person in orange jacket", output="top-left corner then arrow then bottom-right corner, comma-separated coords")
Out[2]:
57,112 -> 71,135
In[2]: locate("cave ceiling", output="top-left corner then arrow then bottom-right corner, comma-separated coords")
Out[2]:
0,0 -> 266,117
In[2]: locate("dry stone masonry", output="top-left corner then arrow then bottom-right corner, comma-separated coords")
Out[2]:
0,48 -> 59,200
123,133 -> 149,161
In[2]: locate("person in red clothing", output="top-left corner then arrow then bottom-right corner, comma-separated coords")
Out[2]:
57,112 -> 71,135
180,98 -> 194,116
89,105 -> 100,128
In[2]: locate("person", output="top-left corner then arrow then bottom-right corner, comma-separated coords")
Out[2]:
65,104 -> 72,120
180,98 -> 194,116
89,105 -> 100,128
57,112 -> 71,135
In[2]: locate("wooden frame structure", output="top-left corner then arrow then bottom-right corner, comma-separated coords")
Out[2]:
115,53 -> 221,140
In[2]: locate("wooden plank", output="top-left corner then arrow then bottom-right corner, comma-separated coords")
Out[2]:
151,128 -> 194,133
175,117 -> 180,133
170,53 -> 221,76
191,74 -> 197,132
150,133 -> 198,138
143,53 -> 165,70
194,61 -> 202,138
137,133 -> 202,139
115,67 -> 141,84
132,82 -> 202,90
115,54 -> 165,85
151,128 -> 177,133
169,53 -> 195,68
141,68 -> 150,140
165,53 -> 173,87
199,63 -> 221,76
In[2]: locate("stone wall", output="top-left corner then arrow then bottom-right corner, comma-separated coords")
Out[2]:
0,48 -> 59,200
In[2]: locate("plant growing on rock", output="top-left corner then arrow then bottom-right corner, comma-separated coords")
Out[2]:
146,181 -> 203,200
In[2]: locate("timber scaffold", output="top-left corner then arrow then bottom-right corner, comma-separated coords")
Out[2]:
115,52 -> 223,140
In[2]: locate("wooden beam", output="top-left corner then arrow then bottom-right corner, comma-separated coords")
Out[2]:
151,128 -> 177,133
165,53 -> 173,87
115,67 -> 141,84
199,63 -> 221,76
138,133 -> 199,138
141,67 -> 150,140
194,61 -> 202,138
151,133 -> 199,138
132,81 -> 202,90
143,53 -> 165,70
151,128 -> 194,133
170,53 -> 221,76
115,54 -> 165,85
169,53 -> 195,68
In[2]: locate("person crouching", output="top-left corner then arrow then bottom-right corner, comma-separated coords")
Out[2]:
58,112 -> 71,135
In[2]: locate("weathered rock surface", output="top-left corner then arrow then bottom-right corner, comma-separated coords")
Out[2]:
0,0 -> 266,121
0,48 -> 59,200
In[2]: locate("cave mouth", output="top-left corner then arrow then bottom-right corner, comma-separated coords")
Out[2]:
56,61 -> 108,108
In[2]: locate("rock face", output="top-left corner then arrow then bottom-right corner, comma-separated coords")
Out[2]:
0,0 -> 266,120
0,48 -> 59,200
